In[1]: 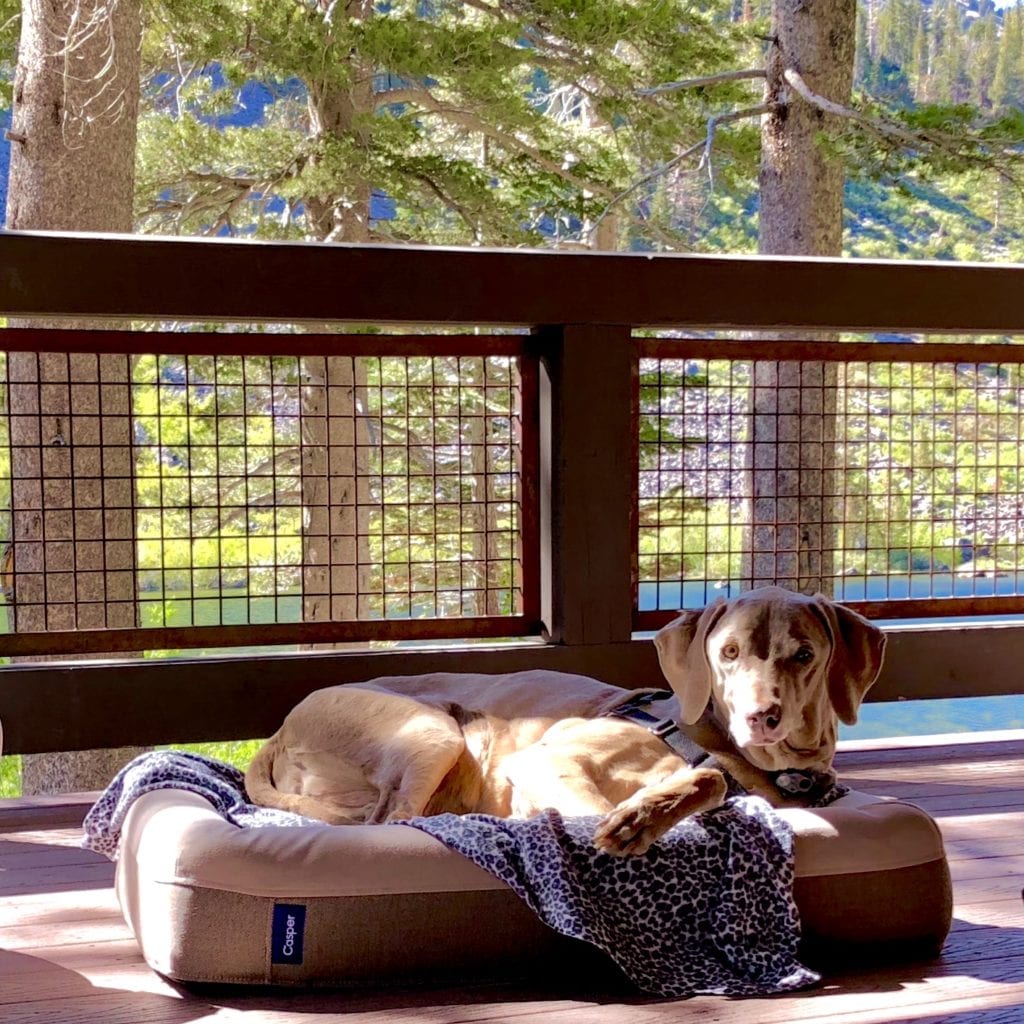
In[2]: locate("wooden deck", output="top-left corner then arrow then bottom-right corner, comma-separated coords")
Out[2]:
2,734 -> 1023,1024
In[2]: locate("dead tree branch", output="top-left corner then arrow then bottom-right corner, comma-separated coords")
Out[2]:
783,68 -> 1023,185
588,102 -> 776,245
639,69 -> 767,97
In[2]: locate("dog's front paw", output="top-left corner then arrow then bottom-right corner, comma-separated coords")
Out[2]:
592,769 -> 728,857
592,801 -> 664,857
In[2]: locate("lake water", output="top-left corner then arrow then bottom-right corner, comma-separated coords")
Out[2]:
638,576 -> 1024,741
638,571 -> 1024,611
843,693 -> 1024,740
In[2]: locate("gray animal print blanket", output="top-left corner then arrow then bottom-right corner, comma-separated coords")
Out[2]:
83,750 -> 820,998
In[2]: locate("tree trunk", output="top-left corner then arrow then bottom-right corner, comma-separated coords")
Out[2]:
303,0 -> 375,245
747,0 -> 855,596
300,355 -> 372,625
7,0 -> 140,233
6,0 -> 144,793
760,0 -> 852,267
299,1 -> 377,632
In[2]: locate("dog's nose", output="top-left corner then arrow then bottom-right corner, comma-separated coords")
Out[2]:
746,704 -> 782,732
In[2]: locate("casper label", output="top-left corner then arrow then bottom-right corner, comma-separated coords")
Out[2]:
271,903 -> 306,965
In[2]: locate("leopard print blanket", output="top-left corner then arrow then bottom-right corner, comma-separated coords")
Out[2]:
83,750 -> 819,998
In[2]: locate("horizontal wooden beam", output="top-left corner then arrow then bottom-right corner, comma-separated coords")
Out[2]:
638,597 -> 1024,630
0,623 -> 1021,754
0,640 -> 662,754
0,791 -> 98,828
0,616 -> 538,658
4,231 -> 1024,333
638,337 -> 1024,365
0,327 -> 529,357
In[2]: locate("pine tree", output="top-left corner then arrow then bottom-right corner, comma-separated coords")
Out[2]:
871,0 -> 920,101
755,0 -> 857,594
932,0 -> 965,103
138,0 -> 750,249
992,2 -> 1024,111
5,0 -> 148,793
911,8 -> 930,100
856,1 -> 873,90
876,0 -> 920,72
968,8 -> 1000,110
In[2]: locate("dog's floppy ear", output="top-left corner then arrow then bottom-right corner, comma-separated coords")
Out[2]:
653,598 -> 727,724
813,595 -> 886,725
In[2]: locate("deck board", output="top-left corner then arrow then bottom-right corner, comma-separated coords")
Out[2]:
2,736 -> 1024,1023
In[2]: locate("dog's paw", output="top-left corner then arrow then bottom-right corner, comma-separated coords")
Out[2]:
592,802 -> 663,857
593,769 -> 728,857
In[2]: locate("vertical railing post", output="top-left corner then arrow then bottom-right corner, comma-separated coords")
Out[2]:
536,324 -> 636,646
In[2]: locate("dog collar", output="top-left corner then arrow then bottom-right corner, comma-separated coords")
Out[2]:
773,768 -> 846,805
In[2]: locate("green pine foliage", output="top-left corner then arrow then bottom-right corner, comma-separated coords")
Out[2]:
137,0 -> 755,248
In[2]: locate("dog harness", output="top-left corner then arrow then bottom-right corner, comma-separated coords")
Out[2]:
607,690 -> 710,765
607,690 -> 842,805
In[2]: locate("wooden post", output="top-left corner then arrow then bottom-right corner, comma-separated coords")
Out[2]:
537,324 -> 635,646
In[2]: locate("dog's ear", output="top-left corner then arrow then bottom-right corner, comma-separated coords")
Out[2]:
813,595 -> 886,725
653,598 -> 727,724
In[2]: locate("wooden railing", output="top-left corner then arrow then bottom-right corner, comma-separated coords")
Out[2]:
2,230 -> 1024,757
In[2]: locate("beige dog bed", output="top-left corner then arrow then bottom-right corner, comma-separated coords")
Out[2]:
115,787 -> 952,987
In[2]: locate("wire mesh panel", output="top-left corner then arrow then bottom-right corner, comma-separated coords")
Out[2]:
637,355 -> 750,613
300,353 -> 526,622
636,339 -> 1024,623
0,332 -> 538,655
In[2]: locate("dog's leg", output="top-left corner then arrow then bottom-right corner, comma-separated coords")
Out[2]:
592,766 -> 727,857
503,746 -> 617,818
248,686 -> 468,825
369,724 -> 467,823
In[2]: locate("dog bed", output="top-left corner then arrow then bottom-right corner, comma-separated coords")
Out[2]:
103,764 -> 952,989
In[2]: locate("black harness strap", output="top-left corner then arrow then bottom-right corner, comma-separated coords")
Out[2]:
606,691 -> 710,766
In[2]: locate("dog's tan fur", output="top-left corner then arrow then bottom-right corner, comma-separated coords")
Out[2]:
246,587 -> 885,855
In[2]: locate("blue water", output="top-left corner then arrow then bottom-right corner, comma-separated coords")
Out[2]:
845,693 -> 1024,740
638,576 -> 1024,741
637,571 -> 1024,612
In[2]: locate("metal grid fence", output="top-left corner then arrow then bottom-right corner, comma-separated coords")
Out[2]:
636,338 -> 1024,622
7,327 -> 1023,656
0,331 -> 538,655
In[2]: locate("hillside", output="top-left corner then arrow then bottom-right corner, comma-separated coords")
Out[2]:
840,0 -> 1024,260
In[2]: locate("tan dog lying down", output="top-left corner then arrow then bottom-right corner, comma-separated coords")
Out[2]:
246,587 -> 885,856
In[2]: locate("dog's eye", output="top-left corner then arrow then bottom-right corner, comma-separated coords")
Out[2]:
720,642 -> 739,661
793,647 -> 814,664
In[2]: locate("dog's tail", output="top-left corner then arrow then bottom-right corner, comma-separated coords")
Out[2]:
243,734 -> 288,810
245,733 -> 334,820
244,733 -> 360,823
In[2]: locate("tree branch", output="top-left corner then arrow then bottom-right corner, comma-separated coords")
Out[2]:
782,68 -> 922,149
401,83 -> 622,202
412,172 -> 481,240
587,102 -> 775,244
783,68 -> 970,153
783,68 -> 1024,184
639,69 -> 767,97
374,87 -> 421,107
214,491 -> 303,534
700,103 -> 775,186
